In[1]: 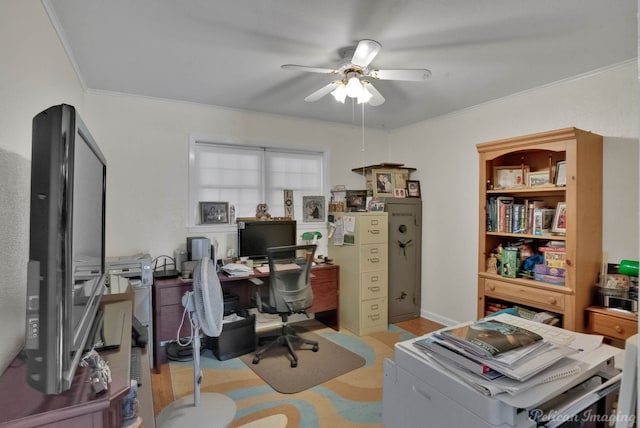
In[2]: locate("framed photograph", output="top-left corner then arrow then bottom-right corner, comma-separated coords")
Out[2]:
345,190 -> 367,212
527,170 -> 551,187
552,202 -> 567,234
554,161 -> 567,186
200,201 -> 229,224
394,188 -> 406,198
406,180 -> 421,197
493,165 -> 529,189
372,169 -> 394,197
366,196 -> 385,212
302,196 -> 325,222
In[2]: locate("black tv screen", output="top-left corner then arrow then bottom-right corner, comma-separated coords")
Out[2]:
25,104 -> 107,394
237,220 -> 297,261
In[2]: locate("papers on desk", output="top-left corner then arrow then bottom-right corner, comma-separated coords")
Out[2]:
221,263 -> 253,277
412,314 -> 604,396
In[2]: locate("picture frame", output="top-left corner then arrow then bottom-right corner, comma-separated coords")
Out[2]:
493,165 -> 529,189
551,202 -> 567,234
366,196 -> 385,212
372,169 -> 395,197
406,180 -> 421,198
554,161 -> 567,186
302,196 -> 325,222
527,170 -> 551,187
394,188 -> 406,198
200,201 -> 229,224
345,190 -> 367,212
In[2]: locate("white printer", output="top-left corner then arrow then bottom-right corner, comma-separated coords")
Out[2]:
106,253 -> 153,286
383,323 -> 622,428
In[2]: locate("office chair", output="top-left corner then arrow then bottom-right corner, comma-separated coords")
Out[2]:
252,244 -> 318,367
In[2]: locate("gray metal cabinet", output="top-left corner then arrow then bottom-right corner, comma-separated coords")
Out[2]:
382,198 -> 422,323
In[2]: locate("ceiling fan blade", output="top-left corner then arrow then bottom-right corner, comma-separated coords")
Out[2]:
372,68 -> 432,81
364,82 -> 385,106
304,81 -> 340,102
351,39 -> 382,67
282,64 -> 339,75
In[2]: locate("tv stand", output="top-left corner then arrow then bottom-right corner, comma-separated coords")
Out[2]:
0,300 -> 154,428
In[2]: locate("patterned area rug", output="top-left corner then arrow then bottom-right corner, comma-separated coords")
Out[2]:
169,321 -> 416,427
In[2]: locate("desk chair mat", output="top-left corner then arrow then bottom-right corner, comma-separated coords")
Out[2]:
238,320 -> 365,394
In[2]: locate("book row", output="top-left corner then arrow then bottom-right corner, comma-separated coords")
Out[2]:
486,197 -> 556,235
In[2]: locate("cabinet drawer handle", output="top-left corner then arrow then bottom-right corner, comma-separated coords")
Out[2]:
615,325 -> 623,334
369,258 -> 380,264
369,314 -> 380,321
548,297 -> 557,305
369,229 -> 380,234
488,284 -> 496,291
369,286 -> 381,292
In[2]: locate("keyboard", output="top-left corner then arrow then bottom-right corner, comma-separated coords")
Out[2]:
130,347 -> 142,386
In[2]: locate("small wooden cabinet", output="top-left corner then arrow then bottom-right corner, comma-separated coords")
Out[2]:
477,128 -> 603,332
586,306 -> 638,344
0,301 -> 138,428
330,212 -> 389,336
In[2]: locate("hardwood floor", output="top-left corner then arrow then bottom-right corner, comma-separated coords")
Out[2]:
150,317 -> 444,417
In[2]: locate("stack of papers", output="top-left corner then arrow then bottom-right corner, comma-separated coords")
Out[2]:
412,313 -> 603,396
221,264 -> 253,277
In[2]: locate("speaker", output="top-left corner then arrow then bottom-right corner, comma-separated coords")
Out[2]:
187,237 -> 211,261
174,250 -> 187,273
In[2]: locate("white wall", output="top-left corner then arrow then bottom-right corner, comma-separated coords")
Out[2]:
0,1 -> 86,374
83,92 -> 389,260
392,62 -> 639,325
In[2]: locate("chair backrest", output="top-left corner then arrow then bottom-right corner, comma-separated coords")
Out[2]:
265,244 -> 316,314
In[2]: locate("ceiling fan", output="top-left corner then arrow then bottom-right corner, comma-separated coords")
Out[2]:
282,39 -> 431,106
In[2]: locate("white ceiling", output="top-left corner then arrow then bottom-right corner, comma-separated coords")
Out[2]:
44,0 -> 637,130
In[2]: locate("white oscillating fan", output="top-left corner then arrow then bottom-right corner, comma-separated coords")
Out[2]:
156,257 -> 236,427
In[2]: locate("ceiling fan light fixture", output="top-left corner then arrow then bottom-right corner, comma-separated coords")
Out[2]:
357,84 -> 372,104
345,74 -> 363,98
331,83 -> 347,103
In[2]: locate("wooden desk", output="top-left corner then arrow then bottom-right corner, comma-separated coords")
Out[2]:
152,263 -> 339,369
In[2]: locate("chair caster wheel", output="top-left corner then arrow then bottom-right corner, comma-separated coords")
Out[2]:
312,345 -> 319,352
252,357 -> 260,364
291,360 -> 297,368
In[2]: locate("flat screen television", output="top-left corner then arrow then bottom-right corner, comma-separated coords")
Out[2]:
237,220 -> 297,262
25,104 -> 107,394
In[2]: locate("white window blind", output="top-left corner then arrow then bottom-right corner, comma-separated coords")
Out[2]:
189,140 -> 325,227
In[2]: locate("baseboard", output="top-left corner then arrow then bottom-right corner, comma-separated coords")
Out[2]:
419,309 -> 460,327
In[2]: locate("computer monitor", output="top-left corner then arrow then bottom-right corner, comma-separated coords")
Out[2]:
237,220 -> 297,262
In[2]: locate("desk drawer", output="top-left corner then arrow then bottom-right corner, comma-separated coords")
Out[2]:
484,278 -> 565,312
361,270 -> 387,300
588,310 -> 638,341
157,283 -> 192,306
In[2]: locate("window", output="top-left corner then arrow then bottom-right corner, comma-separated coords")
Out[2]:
188,137 -> 327,229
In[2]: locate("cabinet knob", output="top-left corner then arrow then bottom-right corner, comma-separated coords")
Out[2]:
615,325 -> 623,334
488,284 -> 495,291
548,297 -> 557,305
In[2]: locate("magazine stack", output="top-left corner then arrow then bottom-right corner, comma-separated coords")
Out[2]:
412,313 -> 595,396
